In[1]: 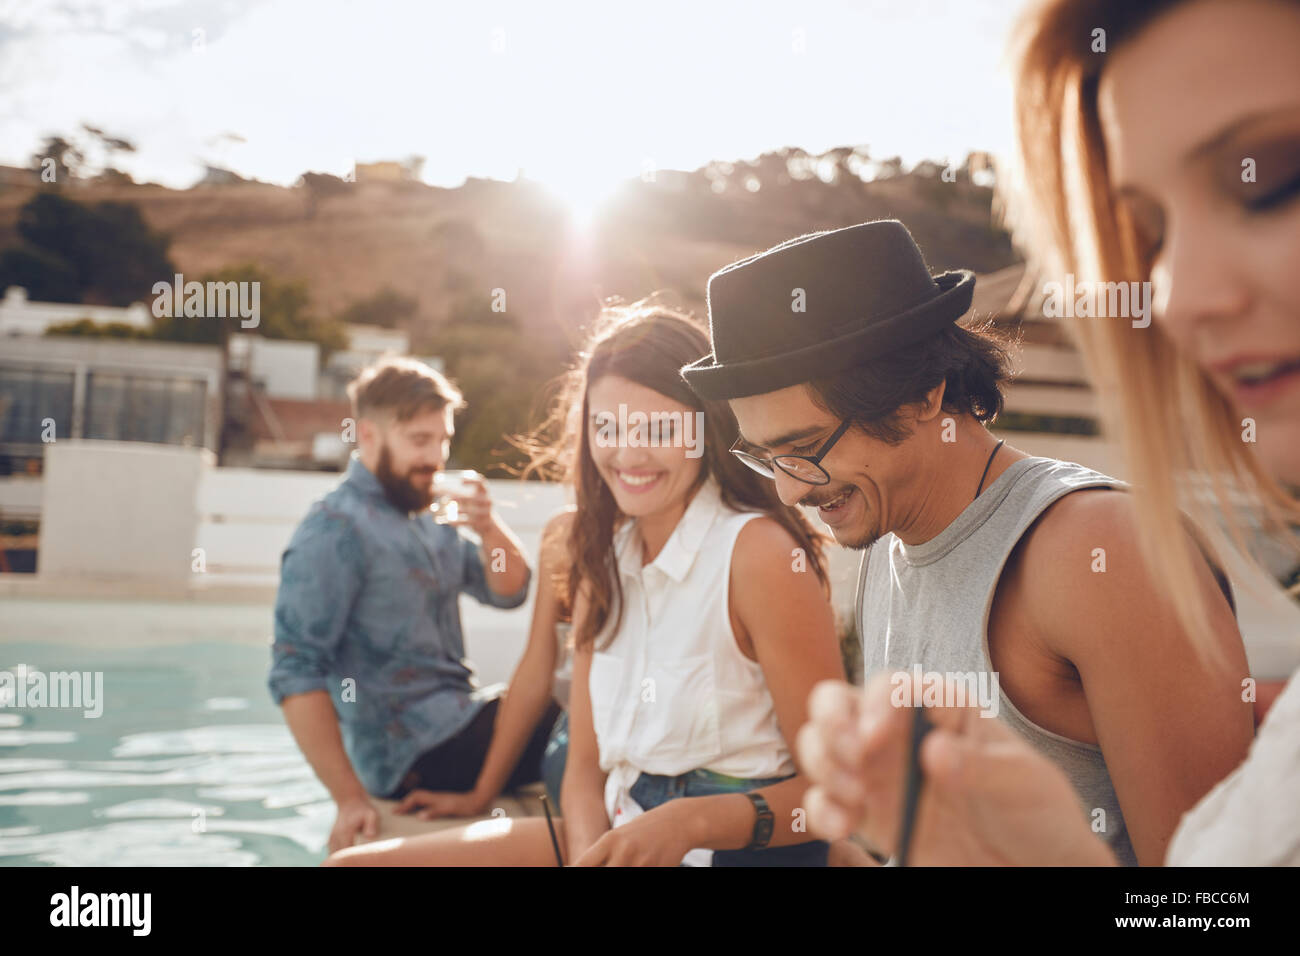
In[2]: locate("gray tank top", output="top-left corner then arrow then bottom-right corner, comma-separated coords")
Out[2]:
855,455 -> 1138,866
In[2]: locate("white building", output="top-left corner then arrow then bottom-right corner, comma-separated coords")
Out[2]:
0,335 -> 224,471
319,324 -> 443,400
345,323 -> 409,355
228,335 -> 320,401
0,286 -> 152,337
228,324 -> 441,405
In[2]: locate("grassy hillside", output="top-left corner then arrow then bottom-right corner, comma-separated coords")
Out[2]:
0,149 -> 1019,471
0,153 -> 1015,334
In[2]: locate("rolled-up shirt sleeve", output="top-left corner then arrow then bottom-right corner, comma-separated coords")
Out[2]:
458,532 -> 530,609
268,506 -> 364,705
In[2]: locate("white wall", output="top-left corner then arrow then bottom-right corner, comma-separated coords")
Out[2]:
194,465 -> 338,581
194,464 -> 569,581
0,474 -> 42,517
37,440 -> 212,583
19,439 -> 573,595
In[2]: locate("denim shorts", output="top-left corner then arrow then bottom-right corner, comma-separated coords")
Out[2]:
545,707 -> 826,867
629,767 -> 830,867
541,709 -> 569,809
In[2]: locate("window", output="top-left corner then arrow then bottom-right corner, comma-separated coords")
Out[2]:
85,372 -> 205,446
0,365 -> 75,445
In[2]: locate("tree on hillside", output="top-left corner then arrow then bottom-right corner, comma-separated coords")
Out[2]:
297,171 -> 350,219
420,290 -> 567,474
80,124 -> 137,182
753,149 -> 795,188
876,156 -> 904,180
44,317 -> 148,339
93,168 -> 135,186
338,286 -> 419,329
29,136 -> 84,184
28,126 -> 137,185
152,263 -> 349,356
0,246 -> 78,302
0,192 -> 174,305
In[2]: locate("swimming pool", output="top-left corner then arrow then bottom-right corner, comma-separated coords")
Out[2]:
0,637 -> 331,867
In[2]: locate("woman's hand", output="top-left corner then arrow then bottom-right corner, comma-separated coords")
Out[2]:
571,802 -> 695,866
797,671 -> 1118,866
393,789 -> 487,820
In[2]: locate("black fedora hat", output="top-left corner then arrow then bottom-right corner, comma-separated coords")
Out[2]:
681,220 -> 976,400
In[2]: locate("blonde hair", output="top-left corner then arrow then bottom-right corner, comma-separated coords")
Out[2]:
1002,0 -> 1300,654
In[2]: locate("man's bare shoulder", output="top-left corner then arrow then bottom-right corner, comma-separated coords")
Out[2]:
1011,488 -> 1159,653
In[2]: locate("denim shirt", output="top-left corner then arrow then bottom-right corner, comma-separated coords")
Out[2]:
268,455 -> 530,797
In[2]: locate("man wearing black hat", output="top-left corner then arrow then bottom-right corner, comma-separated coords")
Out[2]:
681,219 -> 1254,867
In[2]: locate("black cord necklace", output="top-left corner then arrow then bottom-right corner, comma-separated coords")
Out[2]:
975,439 -> 1005,500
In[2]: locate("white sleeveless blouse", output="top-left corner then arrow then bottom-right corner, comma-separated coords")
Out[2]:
588,477 -> 797,828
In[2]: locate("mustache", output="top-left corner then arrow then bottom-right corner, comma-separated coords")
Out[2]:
805,485 -> 854,508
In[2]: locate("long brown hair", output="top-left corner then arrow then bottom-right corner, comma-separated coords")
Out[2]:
518,296 -> 831,651
1002,0 -> 1300,656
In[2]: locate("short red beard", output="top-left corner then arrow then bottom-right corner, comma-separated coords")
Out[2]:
375,443 -> 436,514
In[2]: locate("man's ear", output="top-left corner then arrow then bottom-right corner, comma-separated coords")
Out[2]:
356,415 -> 383,449
913,379 -> 948,424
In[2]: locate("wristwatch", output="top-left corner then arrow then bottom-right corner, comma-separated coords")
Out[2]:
743,791 -> 774,850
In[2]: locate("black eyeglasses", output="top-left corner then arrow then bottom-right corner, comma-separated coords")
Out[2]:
730,419 -> 852,486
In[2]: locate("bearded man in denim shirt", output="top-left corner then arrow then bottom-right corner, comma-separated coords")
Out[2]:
270,358 -> 554,853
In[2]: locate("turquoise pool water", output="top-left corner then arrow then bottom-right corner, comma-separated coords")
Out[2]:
0,641 -> 330,866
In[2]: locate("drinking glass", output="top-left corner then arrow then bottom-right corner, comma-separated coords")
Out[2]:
429,469 -> 479,524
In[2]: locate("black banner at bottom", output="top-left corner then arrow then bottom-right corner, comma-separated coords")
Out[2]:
0,864 -> 1284,941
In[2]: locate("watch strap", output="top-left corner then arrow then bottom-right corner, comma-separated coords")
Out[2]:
743,790 -> 774,850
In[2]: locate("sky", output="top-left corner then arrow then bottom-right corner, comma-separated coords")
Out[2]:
0,0 -> 1022,212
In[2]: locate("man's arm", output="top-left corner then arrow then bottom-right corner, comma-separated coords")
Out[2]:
1017,490 -> 1254,866
453,476 -> 531,605
269,507 -> 375,851
282,691 -> 370,806
477,515 -> 530,599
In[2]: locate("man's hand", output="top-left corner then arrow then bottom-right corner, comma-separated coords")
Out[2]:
329,795 -> 380,853
796,672 -> 1117,866
450,473 -> 496,537
451,473 -> 529,597
393,789 -> 487,820
572,803 -> 695,866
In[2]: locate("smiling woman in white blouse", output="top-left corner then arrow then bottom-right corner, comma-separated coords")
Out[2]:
326,299 -> 848,866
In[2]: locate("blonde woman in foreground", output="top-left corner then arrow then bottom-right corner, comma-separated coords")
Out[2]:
798,0 -> 1300,865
